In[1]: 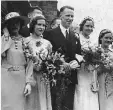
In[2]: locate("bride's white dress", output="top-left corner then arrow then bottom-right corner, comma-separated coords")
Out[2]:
73,33 -> 99,110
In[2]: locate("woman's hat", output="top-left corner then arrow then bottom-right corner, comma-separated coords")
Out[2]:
2,12 -> 29,28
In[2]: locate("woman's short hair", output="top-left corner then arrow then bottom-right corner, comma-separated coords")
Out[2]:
98,29 -> 112,44
29,15 -> 46,33
79,17 -> 94,32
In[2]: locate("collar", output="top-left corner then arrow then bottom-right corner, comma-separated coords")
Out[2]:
31,34 -> 43,40
79,32 -> 91,47
79,32 -> 90,41
60,24 -> 69,37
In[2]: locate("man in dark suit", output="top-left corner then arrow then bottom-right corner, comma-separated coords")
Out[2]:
44,6 -> 81,110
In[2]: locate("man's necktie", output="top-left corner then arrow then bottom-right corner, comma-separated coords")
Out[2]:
66,30 -> 69,40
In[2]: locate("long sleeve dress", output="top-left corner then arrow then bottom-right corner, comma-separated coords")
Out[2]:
1,35 -> 35,110
25,36 -> 52,110
98,49 -> 113,110
74,33 -> 99,110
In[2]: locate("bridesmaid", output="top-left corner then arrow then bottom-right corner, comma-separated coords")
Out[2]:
25,15 -> 52,110
74,17 -> 99,110
98,29 -> 113,110
1,12 -> 35,110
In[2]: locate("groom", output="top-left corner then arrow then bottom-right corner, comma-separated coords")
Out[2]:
44,6 -> 81,110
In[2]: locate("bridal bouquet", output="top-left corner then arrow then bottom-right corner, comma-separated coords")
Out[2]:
81,45 -> 113,92
80,45 -> 102,92
81,45 -> 113,72
81,45 -> 102,67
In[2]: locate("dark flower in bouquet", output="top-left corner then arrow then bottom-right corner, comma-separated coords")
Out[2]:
39,48 -> 72,87
97,50 -> 113,73
81,46 -> 102,66
81,44 -> 113,73
80,44 -> 113,93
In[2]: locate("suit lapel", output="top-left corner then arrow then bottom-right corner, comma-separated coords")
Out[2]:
53,27 -> 68,53
54,26 -> 67,46
57,27 -> 73,58
56,26 -> 66,41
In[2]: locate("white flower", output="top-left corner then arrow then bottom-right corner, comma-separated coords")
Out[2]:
39,48 -> 49,60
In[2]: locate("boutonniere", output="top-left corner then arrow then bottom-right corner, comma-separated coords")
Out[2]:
75,41 -> 78,45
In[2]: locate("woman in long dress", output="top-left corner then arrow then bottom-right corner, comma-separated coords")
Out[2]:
1,12 -> 35,110
98,29 -> 113,110
74,17 -> 99,110
25,15 -> 52,110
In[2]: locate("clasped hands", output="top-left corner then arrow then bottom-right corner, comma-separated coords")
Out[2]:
69,54 -> 84,69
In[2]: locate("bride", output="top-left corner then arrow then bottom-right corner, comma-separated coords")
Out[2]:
74,17 -> 99,110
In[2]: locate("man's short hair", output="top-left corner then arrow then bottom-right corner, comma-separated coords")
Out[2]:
50,17 -> 60,26
59,6 -> 74,15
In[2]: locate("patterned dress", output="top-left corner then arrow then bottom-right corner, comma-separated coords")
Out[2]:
25,36 -> 52,110
98,49 -> 113,110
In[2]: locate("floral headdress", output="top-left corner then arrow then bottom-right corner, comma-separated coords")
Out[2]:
79,16 -> 94,31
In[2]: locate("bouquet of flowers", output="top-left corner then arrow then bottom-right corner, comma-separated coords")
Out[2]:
81,44 -> 113,73
81,45 -> 102,66
81,45 -> 113,92
80,45 -> 101,92
98,50 -> 113,73
39,49 -> 72,87
100,49 -> 113,97
22,40 -> 71,87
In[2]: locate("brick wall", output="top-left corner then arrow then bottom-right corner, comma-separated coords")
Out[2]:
1,1 -> 8,23
29,0 -> 58,28
1,0 -> 58,28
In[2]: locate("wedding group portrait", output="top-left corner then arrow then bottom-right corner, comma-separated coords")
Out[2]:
1,0 -> 113,110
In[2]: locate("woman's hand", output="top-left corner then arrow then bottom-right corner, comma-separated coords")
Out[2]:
24,83 -> 31,97
3,27 -> 10,41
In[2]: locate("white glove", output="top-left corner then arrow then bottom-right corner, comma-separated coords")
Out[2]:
24,83 -> 31,97
69,60 -> 80,69
76,54 -> 84,62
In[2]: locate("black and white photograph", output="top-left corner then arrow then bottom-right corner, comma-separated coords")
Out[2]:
1,0 -> 113,110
